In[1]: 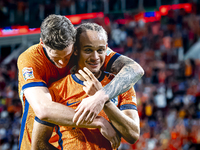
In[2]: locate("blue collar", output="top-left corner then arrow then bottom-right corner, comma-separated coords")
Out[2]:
71,72 -> 105,85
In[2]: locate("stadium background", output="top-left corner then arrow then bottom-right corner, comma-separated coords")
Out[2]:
0,0 -> 200,149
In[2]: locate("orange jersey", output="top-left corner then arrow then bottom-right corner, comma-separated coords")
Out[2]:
47,72 -> 137,150
17,43 -> 120,150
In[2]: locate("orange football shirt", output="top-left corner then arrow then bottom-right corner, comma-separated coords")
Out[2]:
47,72 -> 137,150
17,43 -> 120,150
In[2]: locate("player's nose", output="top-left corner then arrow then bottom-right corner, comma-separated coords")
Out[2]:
91,51 -> 99,60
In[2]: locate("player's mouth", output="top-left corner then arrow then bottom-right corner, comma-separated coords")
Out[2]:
87,62 -> 100,68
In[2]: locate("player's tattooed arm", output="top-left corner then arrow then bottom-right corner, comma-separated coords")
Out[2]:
104,55 -> 144,99
73,55 -> 144,125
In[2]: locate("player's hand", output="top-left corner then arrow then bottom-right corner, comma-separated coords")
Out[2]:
79,67 -> 103,96
99,117 -> 121,149
73,67 -> 107,125
73,92 -> 106,125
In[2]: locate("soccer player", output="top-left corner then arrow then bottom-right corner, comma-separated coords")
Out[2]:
18,15 -> 143,149
31,23 -> 140,150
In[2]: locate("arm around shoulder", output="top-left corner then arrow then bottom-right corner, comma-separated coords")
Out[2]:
101,54 -> 144,100
24,86 -> 53,120
24,86 -> 78,126
110,54 -> 144,82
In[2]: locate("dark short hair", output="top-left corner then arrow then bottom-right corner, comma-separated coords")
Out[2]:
40,14 -> 76,50
74,23 -> 108,49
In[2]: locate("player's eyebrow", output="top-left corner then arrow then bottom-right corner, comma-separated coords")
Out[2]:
83,45 -> 105,48
83,45 -> 92,47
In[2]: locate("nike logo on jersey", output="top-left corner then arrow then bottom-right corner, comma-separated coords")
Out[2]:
66,100 -> 81,106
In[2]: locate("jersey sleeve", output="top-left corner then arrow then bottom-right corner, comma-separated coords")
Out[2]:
101,47 -> 121,72
18,51 -> 47,93
118,87 -> 137,111
18,54 -> 46,83
18,50 -> 49,105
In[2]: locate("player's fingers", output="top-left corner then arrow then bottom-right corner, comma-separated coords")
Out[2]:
82,86 -> 87,93
76,110 -> 89,126
83,67 -> 98,81
82,87 -> 89,96
114,136 -> 120,149
111,139 -> 116,149
84,67 -> 103,90
116,136 -> 121,148
113,136 -> 121,149
110,141 -> 114,149
78,70 -> 91,81
90,113 -> 96,123
112,138 -> 116,149
73,112 -> 80,123
73,107 -> 83,122
75,102 -> 81,112
88,113 -> 96,124
83,81 -> 90,87
84,112 -> 92,122
85,112 -> 94,124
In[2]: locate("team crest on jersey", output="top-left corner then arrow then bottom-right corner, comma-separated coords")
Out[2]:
132,96 -> 137,104
106,48 -> 112,56
111,97 -> 118,106
22,67 -> 34,81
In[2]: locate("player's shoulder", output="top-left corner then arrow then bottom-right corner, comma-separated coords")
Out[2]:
106,47 -> 115,56
18,43 -> 45,65
18,44 -> 42,60
105,47 -> 121,61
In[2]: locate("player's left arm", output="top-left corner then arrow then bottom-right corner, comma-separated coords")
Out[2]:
103,101 -> 140,144
31,119 -> 58,150
103,54 -> 144,99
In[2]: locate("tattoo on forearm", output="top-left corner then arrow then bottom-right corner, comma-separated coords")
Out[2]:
103,56 -> 143,99
109,56 -> 133,75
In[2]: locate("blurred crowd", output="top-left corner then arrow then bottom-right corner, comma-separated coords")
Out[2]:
0,0 -> 132,28
1,1 -> 200,150
0,60 -> 21,150
0,0 -> 87,27
110,8 -> 200,150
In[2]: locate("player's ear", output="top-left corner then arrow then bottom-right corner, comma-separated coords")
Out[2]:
74,46 -> 78,56
40,38 -> 44,46
106,43 -> 108,50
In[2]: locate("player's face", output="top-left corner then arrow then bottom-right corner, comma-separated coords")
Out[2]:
45,44 -> 74,68
77,30 -> 107,77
